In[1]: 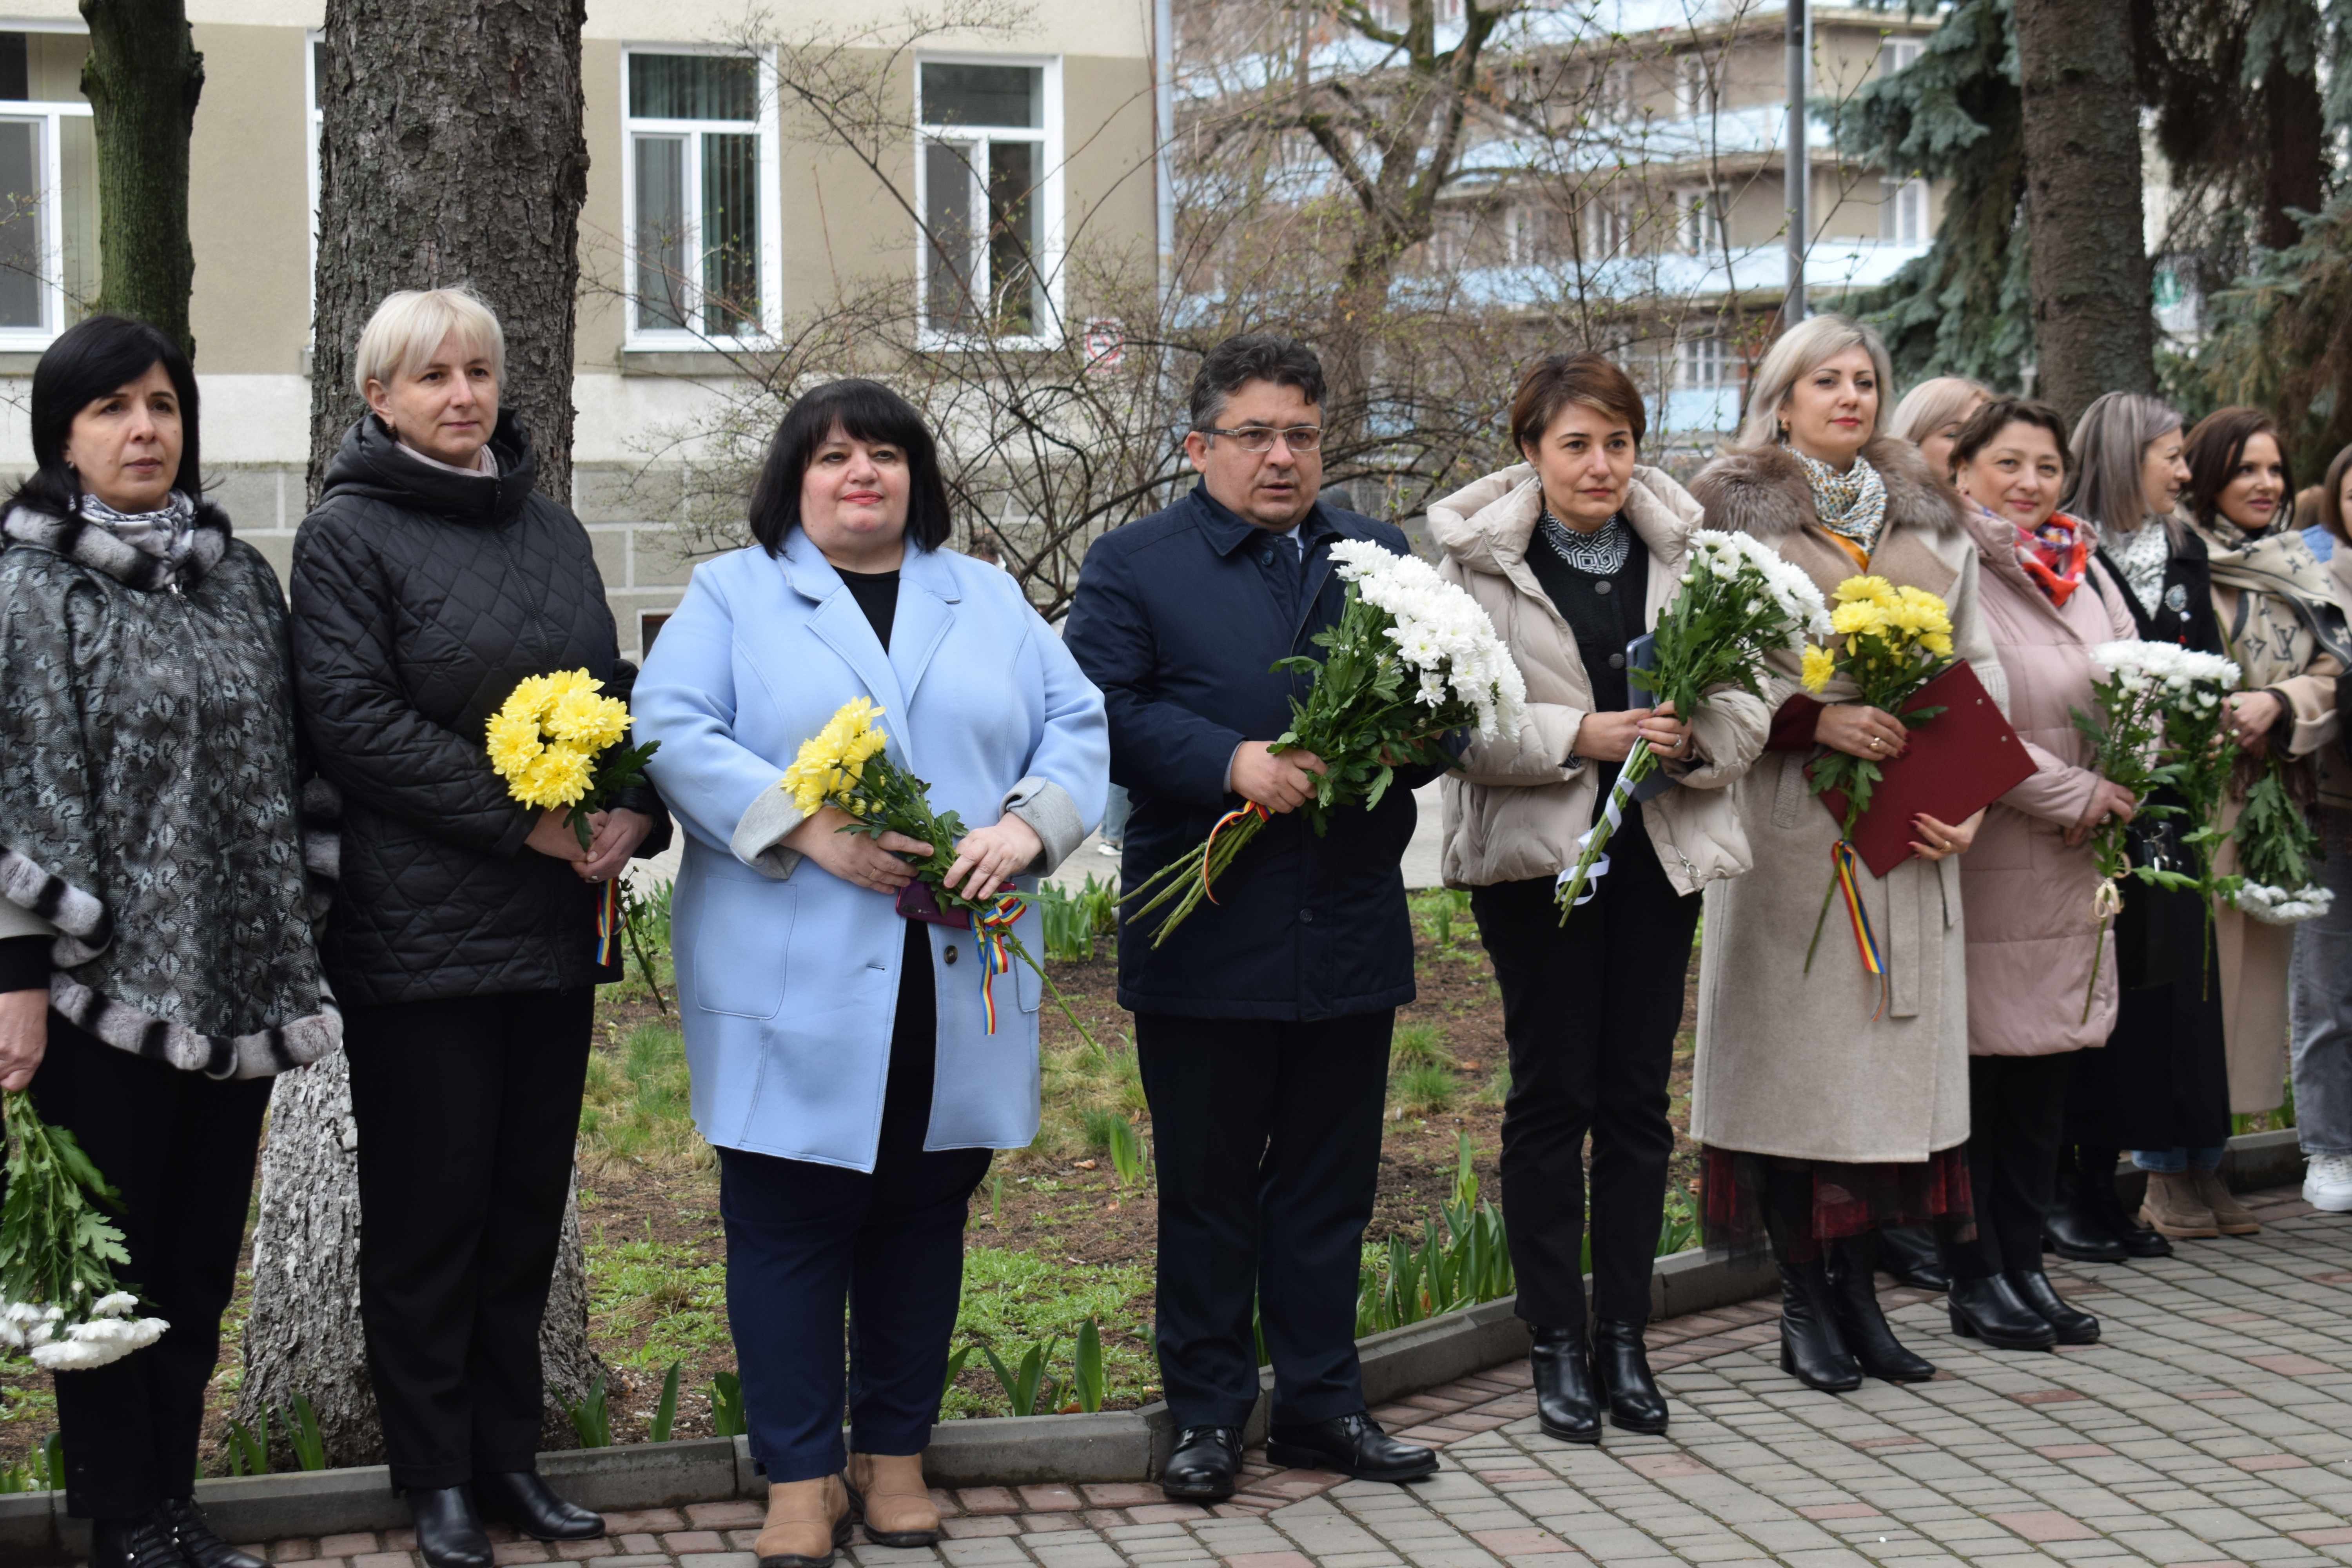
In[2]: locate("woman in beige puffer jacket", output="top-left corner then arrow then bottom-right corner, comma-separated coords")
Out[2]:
1431,353 -> 1764,1448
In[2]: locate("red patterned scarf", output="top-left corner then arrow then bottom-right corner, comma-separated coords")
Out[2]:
2015,511 -> 2090,606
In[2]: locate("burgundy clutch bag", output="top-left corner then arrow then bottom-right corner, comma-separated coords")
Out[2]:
896,878 -> 968,927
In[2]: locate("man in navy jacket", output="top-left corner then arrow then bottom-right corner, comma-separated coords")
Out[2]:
1063,335 -> 1438,1500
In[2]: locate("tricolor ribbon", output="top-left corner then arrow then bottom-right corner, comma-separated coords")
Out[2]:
1830,838 -> 1889,1017
1556,768 -> 1637,907
972,894 -> 1024,1035
1201,801 -> 1270,904
595,877 -> 622,965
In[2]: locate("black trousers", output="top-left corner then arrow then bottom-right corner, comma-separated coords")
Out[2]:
1945,1052 -> 2074,1281
1471,819 -> 1697,1330
344,986 -> 595,1489
29,1015 -> 272,1520
719,926 -> 989,1483
1134,1008 -> 1392,1430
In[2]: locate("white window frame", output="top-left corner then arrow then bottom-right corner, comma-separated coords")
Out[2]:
0,20 -> 94,352
620,43 -> 784,351
1879,175 -> 1928,245
1680,334 -> 1727,390
1881,39 -> 1921,76
914,52 -> 1065,349
305,29 -> 321,334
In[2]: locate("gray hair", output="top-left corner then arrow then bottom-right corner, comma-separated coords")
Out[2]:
354,285 -> 505,399
1887,376 -> 1994,450
2065,391 -> 2185,546
1737,313 -> 1895,449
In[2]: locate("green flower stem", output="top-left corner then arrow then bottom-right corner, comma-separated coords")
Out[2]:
1553,747 -> 1652,921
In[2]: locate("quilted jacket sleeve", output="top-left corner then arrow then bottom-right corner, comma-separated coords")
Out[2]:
289,508 -> 539,859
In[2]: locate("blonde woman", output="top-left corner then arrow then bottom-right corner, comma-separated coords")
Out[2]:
290,289 -> 668,1568
1689,314 -> 1996,1390
1888,376 -> 1994,482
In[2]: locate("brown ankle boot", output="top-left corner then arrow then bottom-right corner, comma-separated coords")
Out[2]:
2140,1171 -> 2220,1238
2190,1167 -> 2261,1234
755,1475 -> 851,1568
847,1452 -> 940,1547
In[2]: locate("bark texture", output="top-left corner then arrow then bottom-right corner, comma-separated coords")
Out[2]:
2016,0 -> 2154,427
236,1053 -> 597,1466
76,0 -> 202,356
306,0 -> 590,505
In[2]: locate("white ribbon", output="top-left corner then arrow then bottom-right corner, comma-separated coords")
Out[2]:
1557,768 -> 1637,906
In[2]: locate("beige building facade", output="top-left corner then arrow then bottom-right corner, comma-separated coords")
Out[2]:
0,0 -> 1161,648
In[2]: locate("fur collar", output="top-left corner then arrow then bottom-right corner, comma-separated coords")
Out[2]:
2,499 -> 232,592
1688,437 -> 1962,545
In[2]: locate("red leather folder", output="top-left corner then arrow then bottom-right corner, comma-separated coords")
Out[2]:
1809,661 -> 2036,878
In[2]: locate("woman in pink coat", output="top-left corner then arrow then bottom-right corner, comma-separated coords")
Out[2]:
1945,398 -> 2140,1351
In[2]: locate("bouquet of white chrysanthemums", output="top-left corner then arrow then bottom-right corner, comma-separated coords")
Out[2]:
1556,530 -> 1831,915
2231,751 -> 2331,925
1121,539 -> 1526,945
0,1094 -> 165,1370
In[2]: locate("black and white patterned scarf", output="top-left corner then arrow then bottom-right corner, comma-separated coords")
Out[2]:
1789,447 -> 1889,555
1537,506 -> 1633,576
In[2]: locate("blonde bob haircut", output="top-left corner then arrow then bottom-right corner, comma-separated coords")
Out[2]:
352,286 -> 505,400
1887,375 -> 1994,449
1736,313 -> 1895,450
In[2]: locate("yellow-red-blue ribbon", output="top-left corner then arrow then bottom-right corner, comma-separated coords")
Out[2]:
1201,802 -> 1270,904
973,894 -> 1024,1034
595,878 -> 622,965
1831,838 -> 1889,1018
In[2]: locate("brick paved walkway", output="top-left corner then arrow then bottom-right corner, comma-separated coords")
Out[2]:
247,1186 -> 2352,1568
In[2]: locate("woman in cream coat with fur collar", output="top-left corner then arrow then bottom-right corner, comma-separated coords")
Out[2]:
1433,354 -> 1765,1448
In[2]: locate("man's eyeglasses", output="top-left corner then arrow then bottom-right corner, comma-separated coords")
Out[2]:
1197,424 -> 1325,453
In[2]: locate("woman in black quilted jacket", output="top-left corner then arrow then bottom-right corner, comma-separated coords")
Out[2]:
289,288 -> 668,1568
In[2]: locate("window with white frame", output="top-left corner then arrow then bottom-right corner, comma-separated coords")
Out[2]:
1880,39 -> 1920,76
0,28 -> 94,347
1879,176 -> 1928,244
1588,193 -> 1632,257
1681,190 -> 1722,255
624,49 -> 778,345
918,58 -> 1061,340
307,34 -> 322,320
1679,335 -> 1727,389
1680,54 -> 1716,117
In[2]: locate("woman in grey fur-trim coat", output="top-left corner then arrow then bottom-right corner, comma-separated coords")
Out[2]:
0,316 -> 333,1568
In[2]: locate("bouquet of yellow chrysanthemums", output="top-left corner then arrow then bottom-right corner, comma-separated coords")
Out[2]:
486,669 -> 666,1006
782,697 -> 1095,1047
1800,576 -> 1958,973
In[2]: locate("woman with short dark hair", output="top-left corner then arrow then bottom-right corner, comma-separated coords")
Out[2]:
1429,352 -> 1763,1441
634,378 -> 1106,1566
0,315 -> 338,1568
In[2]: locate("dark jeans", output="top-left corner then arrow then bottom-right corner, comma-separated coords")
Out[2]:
1944,1053 -> 2074,1281
720,924 -> 989,1483
1134,1008 -> 1392,1430
1471,822 -> 1696,1330
29,1014 -> 272,1520
344,986 -> 596,1489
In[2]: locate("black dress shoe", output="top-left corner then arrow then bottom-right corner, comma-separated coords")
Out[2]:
155,1497 -> 263,1568
1528,1324 -> 1601,1444
1161,1425 -> 1242,1501
1589,1319 -> 1668,1433
2075,1147 -> 2173,1258
1826,1235 -> 1936,1383
407,1485 -> 494,1568
1875,1225 -> 1951,1291
1267,1412 -> 1437,1483
1947,1275 -> 2058,1350
2007,1269 -> 2101,1345
475,1470 -> 606,1542
1769,1240 -> 1861,1392
91,1517 -> 191,1568
2043,1170 -> 2129,1263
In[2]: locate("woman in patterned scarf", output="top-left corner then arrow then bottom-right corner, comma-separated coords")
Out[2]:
2158,408 -> 2350,1236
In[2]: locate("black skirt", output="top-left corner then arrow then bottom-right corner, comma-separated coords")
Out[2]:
2065,873 -> 2231,1152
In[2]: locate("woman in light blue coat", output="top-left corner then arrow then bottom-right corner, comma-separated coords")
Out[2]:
633,379 -> 1106,1567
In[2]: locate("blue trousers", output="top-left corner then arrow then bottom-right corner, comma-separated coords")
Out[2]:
720,924 -> 991,1482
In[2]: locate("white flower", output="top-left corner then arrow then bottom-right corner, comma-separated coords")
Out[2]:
27,1315 -> 166,1370
1330,541 -> 1527,739
91,1292 -> 139,1320
2234,881 -> 2335,924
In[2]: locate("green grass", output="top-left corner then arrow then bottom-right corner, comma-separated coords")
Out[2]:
1391,1061 -> 1458,1114
948,1247 -> 1155,1417
584,1227 -> 732,1372
581,1021 -> 710,1173
1390,1020 -> 1453,1069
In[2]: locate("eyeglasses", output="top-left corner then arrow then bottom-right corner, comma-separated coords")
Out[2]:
1197,424 -> 1325,453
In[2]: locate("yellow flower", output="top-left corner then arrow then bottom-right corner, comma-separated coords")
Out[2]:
548,688 -> 631,751
504,674 -> 559,724
782,698 -> 892,818
514,743 -> 594,809
486,709 -> 545,779
1833,575 -> 1894,605
1829,599 -> 1887,637
1801,644 -> 1837,693
1921,630 -> 1955,658
546,669 -> 597,699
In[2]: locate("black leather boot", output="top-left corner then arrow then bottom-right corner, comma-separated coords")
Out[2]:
1766,1212 -> 1861,1392
155,1498 -> 263,1568
90,1517 -> 191,1568
1826,1235 -> 1936,1383
2043,1163 -> 2129,1263
407,1485 -> 494,1568
1875,1225 -> 1950,1290
1947,1275 -> 2058,1350
1527,1323 -> 1601,1443
2077,1146 -> 2172,1258
1160,1426 -> 1241,1501
1267,1412 -> 1436,1482
1589,1319 -> 1668,1433
2007,1269 -> 2100,1344
474,1471 -> 605,1542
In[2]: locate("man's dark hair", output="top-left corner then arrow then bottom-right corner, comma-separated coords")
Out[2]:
1188,333 -> 1327,431
748,378 -> 953,556
7,314 -> 202,517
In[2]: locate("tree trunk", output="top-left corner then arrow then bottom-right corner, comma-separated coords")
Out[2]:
76,0 -> 201,357
237,1053 -> 598,1467
2259,54 -> 2324,255
2016,0 -> 2154,426
306,0 -> 590,505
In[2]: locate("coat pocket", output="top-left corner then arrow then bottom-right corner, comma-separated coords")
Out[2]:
692,872 -> 794,1020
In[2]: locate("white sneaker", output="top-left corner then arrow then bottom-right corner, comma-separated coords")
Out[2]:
2304,1152 -> 2352,1212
